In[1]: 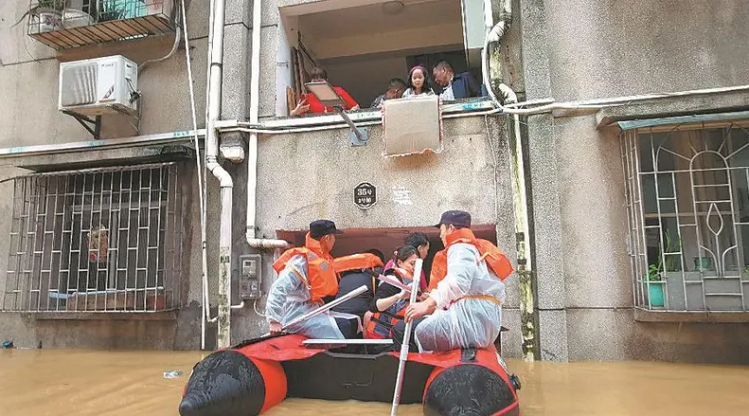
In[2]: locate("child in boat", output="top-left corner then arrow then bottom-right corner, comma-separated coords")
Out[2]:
383,232 -> 430,292
265,220 -> 359,339
366,245 -> 420,340
398,210 -> 513,352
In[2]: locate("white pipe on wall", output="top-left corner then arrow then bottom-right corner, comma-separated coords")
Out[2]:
246,0 -> 291,250
179,0 -> 215,351
205,0 -> 234,349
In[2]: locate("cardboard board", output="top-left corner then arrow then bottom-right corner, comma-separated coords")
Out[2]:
382,95 -> 443,157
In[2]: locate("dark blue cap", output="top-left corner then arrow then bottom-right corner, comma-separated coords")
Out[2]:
435,210 -> 471,228
310,220 -> 344,239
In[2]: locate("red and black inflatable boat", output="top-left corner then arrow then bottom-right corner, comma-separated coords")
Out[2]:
179,334 -> 521,416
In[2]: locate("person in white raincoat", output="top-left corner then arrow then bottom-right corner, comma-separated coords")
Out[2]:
265,220 -> 360,339
396,210 -> 512,352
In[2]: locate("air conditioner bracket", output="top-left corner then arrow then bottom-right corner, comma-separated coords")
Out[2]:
62,111 -> 102,140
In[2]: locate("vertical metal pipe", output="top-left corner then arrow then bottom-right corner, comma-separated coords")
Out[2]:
205,0 -> 233,348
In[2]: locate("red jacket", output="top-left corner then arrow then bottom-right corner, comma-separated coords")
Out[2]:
302,87 -> 358,114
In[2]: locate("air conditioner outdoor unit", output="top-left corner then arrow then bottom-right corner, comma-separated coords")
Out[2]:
58,55 -> 138,117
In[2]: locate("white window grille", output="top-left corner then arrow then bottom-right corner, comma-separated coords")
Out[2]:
2,163 -> 183,313
622,124 -> 749,312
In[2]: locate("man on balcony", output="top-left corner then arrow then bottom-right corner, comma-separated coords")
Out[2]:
432,61 -> 485,101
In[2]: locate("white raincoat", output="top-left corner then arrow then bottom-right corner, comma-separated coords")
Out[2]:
415,243 -> 505,352
266,254 -> 357,339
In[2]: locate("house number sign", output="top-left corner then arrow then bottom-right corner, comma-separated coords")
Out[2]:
354,182 -> 376,209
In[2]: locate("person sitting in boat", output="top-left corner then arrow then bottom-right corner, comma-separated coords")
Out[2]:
266,220 -> 358,339
396,210 -> 514,352
331,252 -> 385,334
366,245 -> 422,340
384,232 -> 431,292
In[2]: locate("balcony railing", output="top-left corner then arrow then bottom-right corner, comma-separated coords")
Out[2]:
27,0 -> 175,51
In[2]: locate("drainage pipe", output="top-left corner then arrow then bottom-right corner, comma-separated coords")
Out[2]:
205,0 -> 233,349
482,0 -> 535,362
246,0 -> 291,250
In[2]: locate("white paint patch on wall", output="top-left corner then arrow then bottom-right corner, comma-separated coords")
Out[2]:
392,185 -> 413,205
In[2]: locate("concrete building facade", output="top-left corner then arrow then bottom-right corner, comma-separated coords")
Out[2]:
0,0 -> 748,363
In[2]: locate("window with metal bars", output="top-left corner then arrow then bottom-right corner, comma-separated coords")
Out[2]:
2,163 -> 183,313
622,123 -> 749,312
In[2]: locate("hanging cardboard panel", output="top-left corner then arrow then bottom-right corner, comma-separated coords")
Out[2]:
382,95 -> 443,157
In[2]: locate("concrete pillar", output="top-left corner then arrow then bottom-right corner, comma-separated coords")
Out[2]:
519,0 -> 569,361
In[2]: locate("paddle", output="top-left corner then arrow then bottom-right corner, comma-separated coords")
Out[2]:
390,259 -> 423,416
281,285 -> 368,331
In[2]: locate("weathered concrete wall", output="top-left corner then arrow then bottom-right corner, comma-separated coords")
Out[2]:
228,115 -> 523,357
518,0 -> 749,362
0,0 -> 253,350
542,0 -> 749,101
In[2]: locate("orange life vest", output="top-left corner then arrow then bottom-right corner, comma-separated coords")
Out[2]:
333,253 -> 384,294
428,249 -> 448,292
272,233 -> 338,303
333,253 -> 384,274
428,229 -> 513,290
365,268 -> 412,339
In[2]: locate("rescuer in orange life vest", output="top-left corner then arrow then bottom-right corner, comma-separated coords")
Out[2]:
330,251 -> 385,333
393,210 -> 514,352
265,220 -> 360,339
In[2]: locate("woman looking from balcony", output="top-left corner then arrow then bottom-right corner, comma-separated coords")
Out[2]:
290,66 -> 360,116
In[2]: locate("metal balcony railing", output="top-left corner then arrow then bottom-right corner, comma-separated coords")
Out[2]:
27,0 -> 175,50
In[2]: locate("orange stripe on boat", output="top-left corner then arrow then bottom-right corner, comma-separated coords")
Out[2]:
250,357 -> 287,414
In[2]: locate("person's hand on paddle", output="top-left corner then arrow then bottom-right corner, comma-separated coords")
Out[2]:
418,291 -> 430,302
269,321 -> 282,335
397,289 -> 409,300
405,297 -> 436,322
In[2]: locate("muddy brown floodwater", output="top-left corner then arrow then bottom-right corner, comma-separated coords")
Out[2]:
1,349 -> 748,416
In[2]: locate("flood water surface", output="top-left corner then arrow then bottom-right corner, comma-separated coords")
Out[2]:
1,349 -> 747,416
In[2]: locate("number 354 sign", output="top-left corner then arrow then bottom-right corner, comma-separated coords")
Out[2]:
354,182 -> 376,209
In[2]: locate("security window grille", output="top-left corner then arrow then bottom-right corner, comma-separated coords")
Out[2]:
622,124 -> 749,312
2,163 -> 183,312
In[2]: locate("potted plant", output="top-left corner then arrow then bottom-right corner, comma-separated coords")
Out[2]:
98,0 -> 128,22
645,263 -> 665,308
33,0 -> 67,33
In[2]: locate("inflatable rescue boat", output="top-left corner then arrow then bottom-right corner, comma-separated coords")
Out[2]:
179,334 -> 521,416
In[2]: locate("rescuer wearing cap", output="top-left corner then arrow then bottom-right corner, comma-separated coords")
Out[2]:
392,210 -> 514,352
266,220 -> 359,339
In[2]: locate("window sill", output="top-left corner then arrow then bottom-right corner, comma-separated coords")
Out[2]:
26,311 -> 178,321
634,308 -> 749,323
